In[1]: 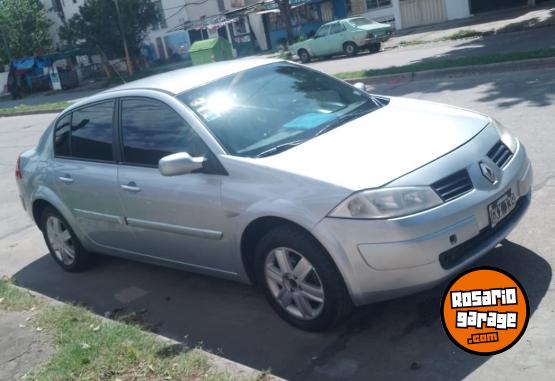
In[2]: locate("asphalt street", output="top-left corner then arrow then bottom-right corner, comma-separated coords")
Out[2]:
307,26 -> 555,74
0,67 -> 554,380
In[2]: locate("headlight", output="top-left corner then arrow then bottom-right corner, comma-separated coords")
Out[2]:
329,187 -> 443,219
493,119 -> 518,153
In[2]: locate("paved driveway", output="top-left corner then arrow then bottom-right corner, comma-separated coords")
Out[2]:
1,67 -> 554,380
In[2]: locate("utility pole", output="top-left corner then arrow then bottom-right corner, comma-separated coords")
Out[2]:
113,0 -> 134,76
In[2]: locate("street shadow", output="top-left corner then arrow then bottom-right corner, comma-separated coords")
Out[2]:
365,8 -> 555,108
13,240 -> 550,380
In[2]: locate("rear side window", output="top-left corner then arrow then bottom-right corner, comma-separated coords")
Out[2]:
71,101 -> 114,161
120,98 -> 208,166
330,22 -> 345,34
54,114 -> 71,157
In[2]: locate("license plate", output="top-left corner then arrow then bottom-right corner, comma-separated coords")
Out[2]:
488,188 -> 518,228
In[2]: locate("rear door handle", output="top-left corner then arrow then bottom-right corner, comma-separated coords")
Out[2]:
59,175 -> 74,184
121,182 -> 141,193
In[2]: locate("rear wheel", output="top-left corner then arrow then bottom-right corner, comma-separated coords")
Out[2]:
40,207 -> 94,272
298,49 -> 311,63
343,42 -> 358,57
254,225 -> 352,331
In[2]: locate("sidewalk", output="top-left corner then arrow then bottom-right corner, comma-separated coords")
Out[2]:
386,1 -> 555,46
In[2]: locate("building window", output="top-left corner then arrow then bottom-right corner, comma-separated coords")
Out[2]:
152,0 -> 167,30
348,0 -> 392,15
366,0 -> 392,9
232,17 -> 249,35
266,3 -> 322,31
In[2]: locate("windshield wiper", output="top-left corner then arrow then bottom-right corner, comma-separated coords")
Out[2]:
255,140 -> 305,158
315,99 -> 379,137
315,109 -> 371,137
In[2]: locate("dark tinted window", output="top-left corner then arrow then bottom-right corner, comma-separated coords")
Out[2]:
121,98 -> 208,166
54,114 -> 71,157
315,24 -> 330,38
71,101 -> 114,161
330,22 -> 345,34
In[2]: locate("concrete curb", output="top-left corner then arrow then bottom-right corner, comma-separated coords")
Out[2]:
9,283 -> 281,380
0,109 -> 65,118
345,56 -> 555,86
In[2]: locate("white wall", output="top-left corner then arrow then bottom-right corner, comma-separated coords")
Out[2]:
445,0 -> 470,20
0,72 -> 8,95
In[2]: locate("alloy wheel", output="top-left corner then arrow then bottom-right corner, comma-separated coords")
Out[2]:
46,216 -> 76,266
264,247 -> 325,320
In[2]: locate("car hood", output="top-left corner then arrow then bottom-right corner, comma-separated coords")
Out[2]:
259,97 -> 490,190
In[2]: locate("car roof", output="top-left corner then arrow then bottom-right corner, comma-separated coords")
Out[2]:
103,57 -> 284,96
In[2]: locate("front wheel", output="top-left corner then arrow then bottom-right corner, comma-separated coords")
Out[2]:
255,225 -> 352,331
343,42 -> 358,57
298,49 -> 311,63
41,206 -> 94,272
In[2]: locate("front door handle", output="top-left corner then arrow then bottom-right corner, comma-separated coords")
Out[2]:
59,175 -> 74,184
121,182 -> 141,193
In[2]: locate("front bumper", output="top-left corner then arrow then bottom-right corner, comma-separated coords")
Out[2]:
312,132 -> 532,306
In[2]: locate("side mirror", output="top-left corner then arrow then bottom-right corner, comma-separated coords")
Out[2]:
353,82 -> 368,92
158,152 -> 206,176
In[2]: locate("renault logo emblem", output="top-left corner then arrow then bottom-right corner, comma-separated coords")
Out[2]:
480,162 -> 497,184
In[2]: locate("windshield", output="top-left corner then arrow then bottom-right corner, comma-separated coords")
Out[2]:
349,17 -> 376,27
178,63 -> 380,158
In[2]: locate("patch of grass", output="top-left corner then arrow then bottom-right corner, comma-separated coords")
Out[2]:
0,277 -> 40,311
27,304 -> 242,381
0,101 -> 72,116
1,280 -> 257,380
336,48 -> 555,79
443,29 -> 491,40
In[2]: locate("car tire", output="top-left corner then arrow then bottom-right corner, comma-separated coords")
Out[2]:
254,225 -> 352,331
343,42 -> 358,57
298,49 -> 311,63
40,206 -> 94,272
369,43 -> 381,53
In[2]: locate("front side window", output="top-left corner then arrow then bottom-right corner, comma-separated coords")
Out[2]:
315,24 -> 330,38
178,63 -> 380,158
71,101 -> 114,161
54,113 -> 71,157
120,98 -> 208,166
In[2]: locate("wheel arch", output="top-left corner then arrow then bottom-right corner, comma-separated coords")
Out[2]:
240,216 -> 343,287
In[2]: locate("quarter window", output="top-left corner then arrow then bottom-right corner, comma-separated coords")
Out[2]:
120,98 -> 208,166
71,101 -> 115,161
54,114 -> 71,157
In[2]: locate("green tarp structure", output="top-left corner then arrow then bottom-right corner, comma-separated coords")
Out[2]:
189,38 -> 233,66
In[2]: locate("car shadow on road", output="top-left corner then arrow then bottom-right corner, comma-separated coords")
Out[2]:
12,240 -> 550,380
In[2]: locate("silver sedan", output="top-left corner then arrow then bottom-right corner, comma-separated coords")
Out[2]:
16,59 -> 532,331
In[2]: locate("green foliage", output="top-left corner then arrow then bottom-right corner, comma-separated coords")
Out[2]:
59,0 -> 160,60
0,277 -> 40,311
0,0 -> 52,63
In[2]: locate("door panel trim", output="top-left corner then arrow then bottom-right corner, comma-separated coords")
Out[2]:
74,208 -> 126,225
126,217 -> 223,240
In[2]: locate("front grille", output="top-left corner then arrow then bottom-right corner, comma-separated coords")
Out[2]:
439,196 -> 528,269
487,140 -> 513,168
431,169 -> 474,202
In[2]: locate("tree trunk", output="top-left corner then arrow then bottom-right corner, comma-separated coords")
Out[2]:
277,0 -> 295,45
97,46 -> 113,79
